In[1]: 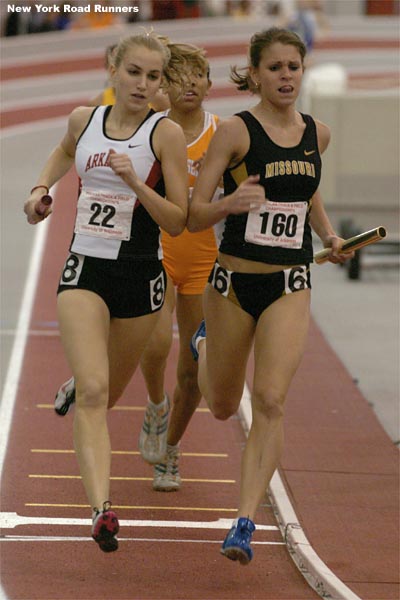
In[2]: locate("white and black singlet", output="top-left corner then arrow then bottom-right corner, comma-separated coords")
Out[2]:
57,107 -> 168,318
72,105 -> 166,261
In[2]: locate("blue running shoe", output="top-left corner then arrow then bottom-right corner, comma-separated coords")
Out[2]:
220,517 -> 256,565
190,320 -> 206,362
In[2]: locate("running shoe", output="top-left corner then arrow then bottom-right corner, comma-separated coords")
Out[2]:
153,444 -> 181,492
54,376 -> 75,416
190,320 -> 206,362
91,501 -> 119,553
220,517 -> 256,565
139,394 -> 170,464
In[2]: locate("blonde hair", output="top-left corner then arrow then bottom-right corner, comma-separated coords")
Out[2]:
113,31 -> 208,91
165,42 -> 210,83
231,27 -> 306,93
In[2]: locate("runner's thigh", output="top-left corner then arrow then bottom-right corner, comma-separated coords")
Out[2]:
108,311 -> 161,401
57,289 -> 110,383
253,289 -> 311,399
203,284 -> 255,402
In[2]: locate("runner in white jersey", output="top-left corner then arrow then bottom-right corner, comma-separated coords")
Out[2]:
23,31 -> 192,553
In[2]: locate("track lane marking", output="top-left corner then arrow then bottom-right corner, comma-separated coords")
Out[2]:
1,536 -> 284,545
36,404 -> 211,412
29,474 -> 235,483
2,537 -> 284,545
31,449 -> 228,457
0,190 -> 54,480
0,513 -> 278,531
25,503 -> 238,512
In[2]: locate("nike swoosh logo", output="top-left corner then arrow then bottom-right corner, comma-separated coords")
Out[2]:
304,150 -> 315,156
128,144 -> 141,149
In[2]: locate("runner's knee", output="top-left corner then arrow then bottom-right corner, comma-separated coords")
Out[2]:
252,388 -> 285,420
76,376 -> 108,409
208,388 -> 242,421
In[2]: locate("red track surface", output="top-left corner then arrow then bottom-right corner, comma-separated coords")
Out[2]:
1,171 -> 319,600
1,35 -> 399,599
1,172 -> 398,599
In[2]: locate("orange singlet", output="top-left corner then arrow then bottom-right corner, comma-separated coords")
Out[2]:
101,87 -> 116,105
161,111 -> 219,295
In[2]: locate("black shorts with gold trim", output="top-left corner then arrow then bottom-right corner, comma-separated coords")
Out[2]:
208,260 -> 311,322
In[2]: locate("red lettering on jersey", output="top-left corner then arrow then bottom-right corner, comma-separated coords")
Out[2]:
104,150 -> 112,167
85,156 -> 92,172
85,151 -> 111,172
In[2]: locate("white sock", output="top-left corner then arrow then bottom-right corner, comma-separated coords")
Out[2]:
166,443 -> 179,452
148,394 -> 168,409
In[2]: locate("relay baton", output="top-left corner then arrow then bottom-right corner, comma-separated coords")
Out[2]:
314,226 -> 387,264
35,194 -> 53,217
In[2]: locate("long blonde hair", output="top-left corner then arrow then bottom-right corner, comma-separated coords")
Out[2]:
113,31 -> 208,92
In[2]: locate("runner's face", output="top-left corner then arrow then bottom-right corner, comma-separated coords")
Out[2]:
252,42 -> 304,106
113,46 -> 163,108
168,67 -> 210,112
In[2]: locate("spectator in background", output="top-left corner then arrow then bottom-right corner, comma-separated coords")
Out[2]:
151,0 -> 201,20
72,0 -> 121,29
4,0 -> 72,35
151,0 -> 179,20
4,9 -> 25,36
178,0 -> 201,18
54,3 -> 73,30
226,0 -> 252,17
271,0 -> 330,63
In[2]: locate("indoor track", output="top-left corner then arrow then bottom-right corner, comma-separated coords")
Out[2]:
1,15 -> 399,600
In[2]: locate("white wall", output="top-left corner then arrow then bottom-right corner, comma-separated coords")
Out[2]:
310,90 -> 400,208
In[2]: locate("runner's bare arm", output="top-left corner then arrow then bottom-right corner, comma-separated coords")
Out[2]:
24,107 -> 93,224
310,191 -> 353,263
188,117 -> 265,232
310,122 -> 352,262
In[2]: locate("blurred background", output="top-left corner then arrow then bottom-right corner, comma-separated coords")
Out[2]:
1,0 -> 399,443
1,0 -> 400,35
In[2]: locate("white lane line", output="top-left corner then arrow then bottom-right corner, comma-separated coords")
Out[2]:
1,536 -> 284,546
0,173 -> 56,600
0,513 -> 278,531
239,383 -> 362,600
0,200 -> 53,481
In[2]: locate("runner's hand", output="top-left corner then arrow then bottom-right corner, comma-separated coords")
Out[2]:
109,148 -> 138,188
225,175 -> 265,215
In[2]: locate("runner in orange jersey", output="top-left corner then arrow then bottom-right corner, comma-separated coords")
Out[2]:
139,43 -> 223,491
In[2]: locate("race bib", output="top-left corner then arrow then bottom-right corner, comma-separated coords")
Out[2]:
74,189 -> 136,241
245,200 -> 307,249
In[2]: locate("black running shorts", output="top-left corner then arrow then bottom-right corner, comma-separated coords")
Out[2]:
58,253 -> 166,318
208,260 -> 311,321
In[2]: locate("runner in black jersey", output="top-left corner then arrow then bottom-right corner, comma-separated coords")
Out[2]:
24,31 -> 191,553
188,27 -> 353,565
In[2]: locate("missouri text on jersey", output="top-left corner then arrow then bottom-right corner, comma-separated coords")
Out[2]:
265,160 -> 316,178
7,4 -> 139,13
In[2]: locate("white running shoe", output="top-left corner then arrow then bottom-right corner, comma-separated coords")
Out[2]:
153,444 -> 181,492
139,394 -> 170,464
54,377 -> 75,416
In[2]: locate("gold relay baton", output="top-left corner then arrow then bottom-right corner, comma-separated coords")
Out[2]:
314,226 -> 387,264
